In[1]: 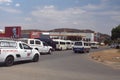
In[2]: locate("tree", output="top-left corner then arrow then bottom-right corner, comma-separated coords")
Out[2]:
111,25 -> 120,40
104,38 -> 111,45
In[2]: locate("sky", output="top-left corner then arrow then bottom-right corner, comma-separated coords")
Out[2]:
0,0 -> 120,35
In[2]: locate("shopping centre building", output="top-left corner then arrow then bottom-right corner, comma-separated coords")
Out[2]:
0,26 -> 103,42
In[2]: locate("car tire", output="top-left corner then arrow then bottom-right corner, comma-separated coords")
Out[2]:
32,54 -> 39,62
5,56 -> 14,66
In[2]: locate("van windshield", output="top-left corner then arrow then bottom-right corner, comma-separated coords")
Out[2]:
74,42 -> 82,46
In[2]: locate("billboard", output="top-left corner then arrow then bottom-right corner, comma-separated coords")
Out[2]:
30,32 -> 40,38
5,26 -> 21,38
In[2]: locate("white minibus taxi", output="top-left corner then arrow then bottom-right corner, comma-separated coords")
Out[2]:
90,41 -> 99,49
65,40 -> 73,50
73,41 -> 91,53
53,39 -> 67,50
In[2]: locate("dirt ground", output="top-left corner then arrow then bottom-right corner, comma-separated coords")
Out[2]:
90,48 -> 120,69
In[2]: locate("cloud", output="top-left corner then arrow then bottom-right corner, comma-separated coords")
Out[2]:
82,4 -> 102,10
111,16 -> 120,22
0,0 -> 12,3
81,1 -> 108,11
30,5 -> 89,30
81,2 -> 120,33
0,6 -> 21,13
15,3 -> 20,7
0,1 -> 119,35
44,5 -> 55,9
24,17 -> 32,21
6,3 -> 10,6
81,2 -> 120,18
28,4 -> 120,35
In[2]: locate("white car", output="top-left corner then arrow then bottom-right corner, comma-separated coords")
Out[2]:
0,40 -> 40,66
19,38 -> 53,54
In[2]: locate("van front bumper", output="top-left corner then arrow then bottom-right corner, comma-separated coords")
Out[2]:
73,47 -> 84,52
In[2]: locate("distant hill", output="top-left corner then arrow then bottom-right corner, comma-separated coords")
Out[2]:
22,28 -> 95,33
22,29 -> 47,34
48,28 -> 95,33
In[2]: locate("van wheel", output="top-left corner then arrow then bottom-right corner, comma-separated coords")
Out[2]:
5,56 -> 14,66
60,47 -> 62,51
32,54 -> 39,62
48,49 -> 52,54
74,51 -> 77,53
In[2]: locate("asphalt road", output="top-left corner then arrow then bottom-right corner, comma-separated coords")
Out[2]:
0,47 -> 120,80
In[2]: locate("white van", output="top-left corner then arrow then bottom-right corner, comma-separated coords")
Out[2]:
53,39 -> 67,50
90,41 -> 99,49
65,40 -> 73,50
73,41 -> 91,53
19,38 -> 53,54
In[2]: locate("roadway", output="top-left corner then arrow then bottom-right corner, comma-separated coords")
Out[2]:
0,47 -> 120,80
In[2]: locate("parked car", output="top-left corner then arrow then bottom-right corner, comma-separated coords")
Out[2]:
0,40 -> 40,66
